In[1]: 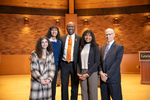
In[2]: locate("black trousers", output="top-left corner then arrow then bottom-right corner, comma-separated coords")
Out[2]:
100,82 -> 122,100
52,65 -> 58,100
61,61 -> 79,100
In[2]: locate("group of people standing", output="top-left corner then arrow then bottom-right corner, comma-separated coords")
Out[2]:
29,22 -> 124,100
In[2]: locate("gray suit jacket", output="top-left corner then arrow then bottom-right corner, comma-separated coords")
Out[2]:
60,34 -> 81,72
100,41 -> 124,83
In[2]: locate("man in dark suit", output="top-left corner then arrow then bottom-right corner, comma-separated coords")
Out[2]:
60,22 -> 81,100
99,28 -> 124,100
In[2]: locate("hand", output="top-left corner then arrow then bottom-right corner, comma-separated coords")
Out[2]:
41,80 -> 47,85
77,73 -> 82,80
82,74 -> 89,80
77,73 -> 82,77
79,74 -> 89,81
45,79 -> 51,84
29,55 -> 33,61
100,72 -> 108,82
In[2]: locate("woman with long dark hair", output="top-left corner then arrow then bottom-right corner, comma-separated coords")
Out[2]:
46,25 -> 62,100
29,25 -> 61,100
77,30 -> 100,100
30,36 -> 55,100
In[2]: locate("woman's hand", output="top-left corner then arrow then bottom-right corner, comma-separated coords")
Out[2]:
77,73 -> 82,77
41,79 -> 51,85
80,74 -> 89,80
78,73 -> 89,81
45,79 -> 51,84
77,73 -> 83,80
41,80 -> 47,85
29,55 -> 33,61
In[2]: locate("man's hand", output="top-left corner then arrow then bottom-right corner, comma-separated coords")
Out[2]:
100,72 -> 108,82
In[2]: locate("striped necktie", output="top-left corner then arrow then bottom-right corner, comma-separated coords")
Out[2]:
103,43 -> 110,60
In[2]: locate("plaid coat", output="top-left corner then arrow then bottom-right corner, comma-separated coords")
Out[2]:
30,51 -> 55,100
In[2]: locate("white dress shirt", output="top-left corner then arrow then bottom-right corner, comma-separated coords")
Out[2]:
62,33 -> 75,62
107,40 -> 114,51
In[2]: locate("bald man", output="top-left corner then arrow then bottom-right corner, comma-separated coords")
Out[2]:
99,28 -> 124,100
59,22 -> 81,100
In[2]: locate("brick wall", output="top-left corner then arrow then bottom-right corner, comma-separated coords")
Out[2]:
77,13 -> 150,54
0,13 -> 150,54
0,14 -> 65,54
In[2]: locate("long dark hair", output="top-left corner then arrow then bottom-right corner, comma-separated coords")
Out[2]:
45,25 -> 60,40
35,36 -> 52,58
81,30 -> 98,48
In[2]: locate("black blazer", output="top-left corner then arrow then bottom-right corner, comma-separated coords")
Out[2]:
100,41 -> 124,83
59,34 -> 81,72
77,44 -> 100,76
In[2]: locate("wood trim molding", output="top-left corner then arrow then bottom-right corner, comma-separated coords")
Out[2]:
0,5 -> 68,16
75,4 -> 150,16
0,4 -> 150,16
69,0 -> 75,14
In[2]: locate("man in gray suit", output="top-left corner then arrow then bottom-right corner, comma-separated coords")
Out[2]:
60,22 -> 81,100
99,28 -> 124,100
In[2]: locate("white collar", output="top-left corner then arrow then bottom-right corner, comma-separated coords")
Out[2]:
68,33 -> 75,37
85,43 -> 91,46
108,40 -> 114,46
49,37 -> 57,42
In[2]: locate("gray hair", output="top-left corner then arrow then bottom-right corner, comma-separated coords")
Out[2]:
105,28 -> 115,34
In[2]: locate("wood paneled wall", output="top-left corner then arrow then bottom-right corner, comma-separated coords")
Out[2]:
0,55 -> 31,75
121,54 -> 140,74
0,0 -> 150,10
75,0 -> 150,9
0,0 -> 68,9
0,54 -> 140,75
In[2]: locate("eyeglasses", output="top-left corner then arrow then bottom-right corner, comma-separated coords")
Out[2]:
105,33 -> 113,36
